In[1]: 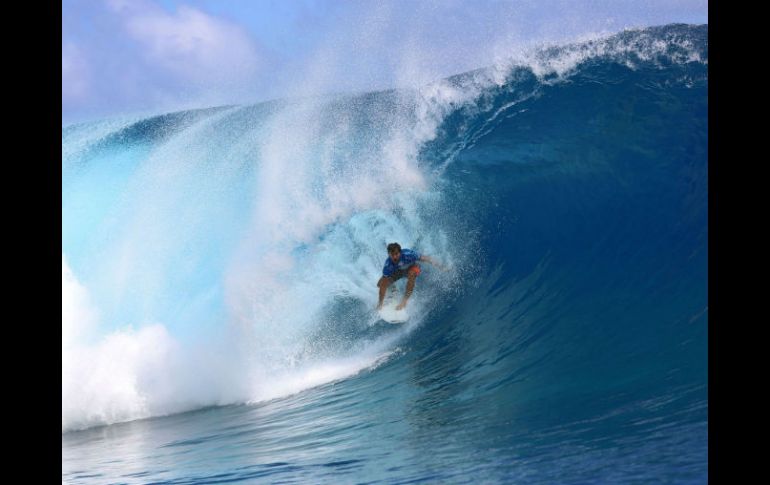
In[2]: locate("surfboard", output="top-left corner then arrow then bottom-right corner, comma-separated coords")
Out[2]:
378,287 -> 409,323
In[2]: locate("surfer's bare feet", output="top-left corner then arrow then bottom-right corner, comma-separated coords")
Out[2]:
396,301 -> 407,311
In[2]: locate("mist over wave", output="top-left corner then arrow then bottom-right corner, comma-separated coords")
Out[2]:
61,24 -> 707,435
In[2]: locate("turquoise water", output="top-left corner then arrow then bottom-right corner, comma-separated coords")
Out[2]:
62,24 -> 707,483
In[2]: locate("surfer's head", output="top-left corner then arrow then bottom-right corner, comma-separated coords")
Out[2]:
387,243 -> 401,263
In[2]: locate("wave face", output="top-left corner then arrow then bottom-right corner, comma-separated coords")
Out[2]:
62,24 -> 707,483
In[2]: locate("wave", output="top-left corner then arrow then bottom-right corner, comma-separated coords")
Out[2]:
61,23 -> 707,433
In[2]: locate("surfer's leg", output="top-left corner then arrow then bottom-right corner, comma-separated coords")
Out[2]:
377,276 -> 393,309
397,265 -> 420,310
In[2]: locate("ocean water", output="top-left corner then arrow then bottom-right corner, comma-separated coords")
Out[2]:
62,24 -> 708,484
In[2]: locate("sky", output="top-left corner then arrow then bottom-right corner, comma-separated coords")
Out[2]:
62,0 -> 707,125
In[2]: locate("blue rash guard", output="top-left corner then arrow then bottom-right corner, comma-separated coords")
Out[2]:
383,248 -> 421,277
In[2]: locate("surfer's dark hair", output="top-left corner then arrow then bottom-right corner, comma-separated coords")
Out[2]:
387,243 -> 401,254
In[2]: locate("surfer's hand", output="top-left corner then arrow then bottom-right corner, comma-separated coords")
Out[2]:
426,257 -> 448,272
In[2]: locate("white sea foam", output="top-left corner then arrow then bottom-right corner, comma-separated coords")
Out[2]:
63,254 -> 254,432
62,87 -> 455,432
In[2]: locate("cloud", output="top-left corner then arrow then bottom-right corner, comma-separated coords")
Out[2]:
117,3 -> 262,87
62,41 -> 90,105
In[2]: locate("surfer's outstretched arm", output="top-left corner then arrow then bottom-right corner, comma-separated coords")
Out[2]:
419,255 -> 446,271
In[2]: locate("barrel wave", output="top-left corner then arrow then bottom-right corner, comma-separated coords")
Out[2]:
62,24 -> 708,484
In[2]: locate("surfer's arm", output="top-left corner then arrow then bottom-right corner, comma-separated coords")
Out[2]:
419,255 -> 447,271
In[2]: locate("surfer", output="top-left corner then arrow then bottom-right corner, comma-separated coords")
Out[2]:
376,242 -> 443,311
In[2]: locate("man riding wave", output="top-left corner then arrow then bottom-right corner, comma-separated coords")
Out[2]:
376,242 -> 444,311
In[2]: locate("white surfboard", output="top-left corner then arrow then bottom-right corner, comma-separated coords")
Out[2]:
378,288 -> 409,323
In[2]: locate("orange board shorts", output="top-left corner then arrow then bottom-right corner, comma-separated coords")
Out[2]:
390,264 -> 421,282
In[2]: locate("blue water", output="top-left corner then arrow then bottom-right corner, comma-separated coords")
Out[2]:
62,24 -> 708,483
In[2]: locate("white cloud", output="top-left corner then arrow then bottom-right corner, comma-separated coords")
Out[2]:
62,41 -> 90,104
118,3 -> 261,86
